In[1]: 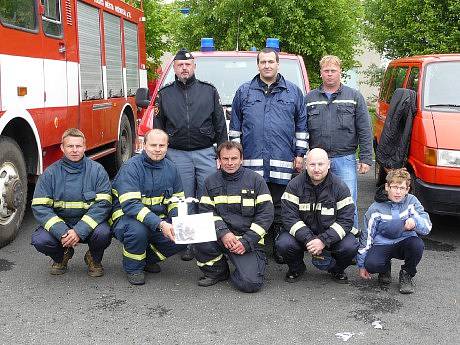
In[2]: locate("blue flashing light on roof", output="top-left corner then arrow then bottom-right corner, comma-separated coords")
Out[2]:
201,38 -> 215,52
249,47 -> 257,51
179,8 -> 190,15
266,38 -> 280,52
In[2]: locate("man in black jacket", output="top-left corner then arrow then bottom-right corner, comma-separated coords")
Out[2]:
194,141 -> 274,292
275,148 -> 358,284
154,49 -> 228,260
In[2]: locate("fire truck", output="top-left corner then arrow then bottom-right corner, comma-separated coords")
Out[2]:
0,0 -> 147,247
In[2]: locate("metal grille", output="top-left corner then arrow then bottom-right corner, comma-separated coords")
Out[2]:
77,1 -> 102,100
123,20 -> 139,96
65,0 -> 72,25
104,12 -> 123,98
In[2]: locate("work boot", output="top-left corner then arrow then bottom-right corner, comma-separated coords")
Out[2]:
144,262 -> 161,273
378,269 -> 392,285
84,250 -> 104,277
330,271 -> 349,284
181,244 -> 194,261
50,247 -> 74,275
198,272 -> 229,287
284,264 -> 306,283
399,269 -> 415,294
127,272 -> 145,285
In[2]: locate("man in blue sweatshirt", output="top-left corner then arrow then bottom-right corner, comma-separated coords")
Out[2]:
357,168 -> 432,294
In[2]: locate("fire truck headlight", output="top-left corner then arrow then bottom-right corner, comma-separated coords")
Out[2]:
437,149 -> 460,168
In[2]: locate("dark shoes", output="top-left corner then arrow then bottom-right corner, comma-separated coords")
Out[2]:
399,269 -> 415,294
181,245 -> 194,261
284,265 -> 306,283
272,244 -> 285,264
144,262 -> 161,273
50,247 -> 74,275
84,250 -> 104,277
197,273 -> 229,287
127,272 -> 145,285
330,271 -> 349,284
378,270 -> 392,285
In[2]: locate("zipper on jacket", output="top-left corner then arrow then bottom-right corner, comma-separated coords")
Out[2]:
185,87 -> 190,149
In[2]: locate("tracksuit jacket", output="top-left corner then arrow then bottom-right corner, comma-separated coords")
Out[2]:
31,156 -> 112,241
281,171 -> 355,247
199,167 -> 274,252
154,75 -> 228,151
111,151 -> 184,230
357,190 -> 432,268
305,84 -> 373,165
229,74 -> 307,185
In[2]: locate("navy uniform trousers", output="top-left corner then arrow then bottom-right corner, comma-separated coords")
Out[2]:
194,241 -> 267,293
113,217 -> 186,274
276,232 -> 358,274
31,222 -> 112,263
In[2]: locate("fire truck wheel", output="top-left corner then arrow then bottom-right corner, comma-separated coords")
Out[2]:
114,114 -> 133,170
0,137 -> 27,248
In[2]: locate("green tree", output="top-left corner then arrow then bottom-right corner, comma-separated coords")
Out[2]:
171,0 -> 364,87
364,0 -> 460,59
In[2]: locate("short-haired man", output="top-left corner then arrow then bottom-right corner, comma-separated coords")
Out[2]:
305,55 -> 373,232
154,48 -> 228,261
31,128 -> 112,277
276,148 -> 358,283
194,141 -> 274,292
111,129 -> 186,285
357,168 -> 431,294
229,48 -> 307,263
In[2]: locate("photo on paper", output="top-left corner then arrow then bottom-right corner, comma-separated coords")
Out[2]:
173,212 -> 217,244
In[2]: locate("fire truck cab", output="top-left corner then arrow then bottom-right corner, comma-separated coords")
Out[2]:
0,0 -> 147,247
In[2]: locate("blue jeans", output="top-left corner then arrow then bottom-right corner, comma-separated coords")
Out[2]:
167,146 -> 217,213
330,154 -> 358,231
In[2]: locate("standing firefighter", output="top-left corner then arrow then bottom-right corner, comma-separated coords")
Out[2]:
31,128 -> 112,277
194,141 -> 274,292
230,48 -> 307,263
154,48 -> 228,261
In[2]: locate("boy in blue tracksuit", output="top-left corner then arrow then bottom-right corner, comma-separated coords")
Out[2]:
357,168 -> 432,294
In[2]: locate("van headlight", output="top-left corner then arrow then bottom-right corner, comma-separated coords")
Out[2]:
437,149 -> 460,168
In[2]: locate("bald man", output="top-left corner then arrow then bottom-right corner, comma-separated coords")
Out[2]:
275,148 -> 358,284
111,129 -> 186,285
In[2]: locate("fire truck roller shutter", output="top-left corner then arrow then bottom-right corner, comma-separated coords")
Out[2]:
0,137 -> 27,248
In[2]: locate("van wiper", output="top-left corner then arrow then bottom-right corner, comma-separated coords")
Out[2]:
426,104 -> 460,108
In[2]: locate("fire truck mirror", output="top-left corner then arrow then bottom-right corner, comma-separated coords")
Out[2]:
135,88 -> 151,109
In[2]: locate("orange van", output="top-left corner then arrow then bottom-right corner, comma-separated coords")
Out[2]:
374,54 -> 460,215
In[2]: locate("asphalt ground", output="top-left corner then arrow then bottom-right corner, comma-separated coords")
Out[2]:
0,172 -> 459,344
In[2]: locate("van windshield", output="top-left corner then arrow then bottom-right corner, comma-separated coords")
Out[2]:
424,61 -> 460,109
161,56 -> 306,105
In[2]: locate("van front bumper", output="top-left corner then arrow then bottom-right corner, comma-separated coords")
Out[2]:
413,178 -> 460,215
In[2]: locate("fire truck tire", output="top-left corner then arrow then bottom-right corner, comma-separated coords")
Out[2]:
114,114 -> 133,170
0,137 -> 27,248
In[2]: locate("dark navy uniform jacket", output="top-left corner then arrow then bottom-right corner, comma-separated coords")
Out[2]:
199,167 -> 274,252
32,156 -> 112,241
111,151 -> 184,231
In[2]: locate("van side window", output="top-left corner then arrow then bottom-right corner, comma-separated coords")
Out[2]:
379,67 -> 393,101
385,67 -> 408,102
407,68 -> 419,92
0,0 -> 36,31
41,0 -> 62,37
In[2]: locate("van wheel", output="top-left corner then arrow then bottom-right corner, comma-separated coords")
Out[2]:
114,114 -> 133,169
0,137 -> 27,248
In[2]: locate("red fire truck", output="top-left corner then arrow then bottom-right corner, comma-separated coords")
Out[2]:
0,0 -> 147,247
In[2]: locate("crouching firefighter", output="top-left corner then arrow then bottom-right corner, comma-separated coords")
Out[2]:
194,141 -> 274,292
31,128 -> 112,277
111,129 -> 186,285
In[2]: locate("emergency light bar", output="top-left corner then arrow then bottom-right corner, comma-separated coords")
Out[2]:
201,38 -> 215,52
